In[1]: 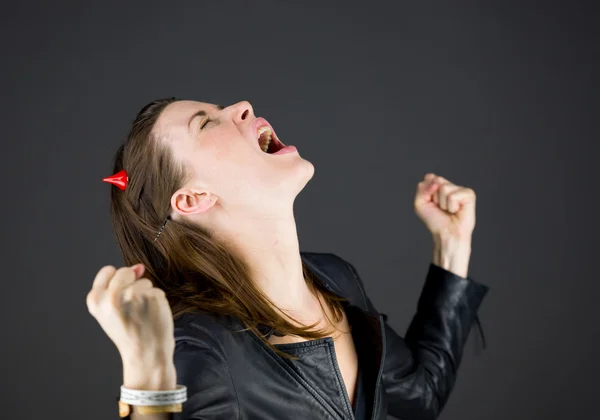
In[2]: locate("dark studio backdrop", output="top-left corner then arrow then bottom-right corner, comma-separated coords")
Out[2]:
1,1 -> 597,419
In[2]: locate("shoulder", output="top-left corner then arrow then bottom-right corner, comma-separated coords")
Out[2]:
172,313 -> 241,418
173,311 -> 235,347
300,251 -> 374,312
300,251 -> 357,280
172,251 -> 376,341
172,312 -> 236,381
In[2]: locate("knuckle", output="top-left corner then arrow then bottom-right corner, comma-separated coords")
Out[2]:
144,293 -> 159,303
121,286 -> 134,300
96,265 -> 116,278
114,266 -> 134,277
86,291 -> 98,310
132,278 -> 152,290
109,267 -> 136,289
108,291 -> 124,308
96,265 -> 115,279
93,265 -> 116,285
138,278 -> 154,288
149,288 -> 166,299
104,266 -> 118,278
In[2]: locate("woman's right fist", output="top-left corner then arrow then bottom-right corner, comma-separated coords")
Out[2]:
86,264 -> 175,365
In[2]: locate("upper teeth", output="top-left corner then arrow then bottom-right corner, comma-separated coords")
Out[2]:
257,126 -> 272,152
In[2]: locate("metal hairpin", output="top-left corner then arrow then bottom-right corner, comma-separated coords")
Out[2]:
102,170 -> 171,243
154,215 -> 171,242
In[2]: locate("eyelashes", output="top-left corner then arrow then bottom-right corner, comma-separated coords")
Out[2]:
200,118 -> 211,130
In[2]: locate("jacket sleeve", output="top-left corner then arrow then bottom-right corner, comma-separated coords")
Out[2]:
172,326 -> 240,420
346,260 -> 489,420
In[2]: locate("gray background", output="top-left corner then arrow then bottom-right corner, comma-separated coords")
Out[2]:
1,1 -> 597,419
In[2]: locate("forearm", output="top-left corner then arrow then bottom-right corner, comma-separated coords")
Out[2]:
432,234 -> 471,278
123,361 -> 178,420
385,260 -> 489,419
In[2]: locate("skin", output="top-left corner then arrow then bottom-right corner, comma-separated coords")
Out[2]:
154,100 -> 319,319
87,100 -> 477,415
153,100 -> 475,310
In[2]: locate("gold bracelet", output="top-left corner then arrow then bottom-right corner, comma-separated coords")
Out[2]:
119,401 -> 183,418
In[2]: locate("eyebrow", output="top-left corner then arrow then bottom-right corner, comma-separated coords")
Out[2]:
187,104 -> 225,128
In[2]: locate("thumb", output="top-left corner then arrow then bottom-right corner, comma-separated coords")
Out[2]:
415,181 -> 439,207
131,263 -> 145,280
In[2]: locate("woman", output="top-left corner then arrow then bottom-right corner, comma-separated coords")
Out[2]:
86,98 -> 489,420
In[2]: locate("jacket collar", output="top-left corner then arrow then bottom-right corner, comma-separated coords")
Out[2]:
257,252 -> 376,338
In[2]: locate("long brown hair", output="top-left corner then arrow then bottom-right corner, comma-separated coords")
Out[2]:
109,98 -> 346,357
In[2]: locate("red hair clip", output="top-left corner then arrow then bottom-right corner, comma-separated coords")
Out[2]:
103,170 -> 128,191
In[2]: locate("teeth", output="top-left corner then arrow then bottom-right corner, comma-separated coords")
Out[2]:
260,134 -> 271,152
257,126 -> 272,152
257,126 -> 271,137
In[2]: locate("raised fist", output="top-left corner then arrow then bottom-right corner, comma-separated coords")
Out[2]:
86,264 -> 175,366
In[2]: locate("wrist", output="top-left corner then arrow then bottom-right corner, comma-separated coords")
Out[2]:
432,234 -> 471,278
122,359 -> 177,390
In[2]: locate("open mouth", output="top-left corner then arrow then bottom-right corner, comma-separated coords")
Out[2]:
257,125 -> 285,154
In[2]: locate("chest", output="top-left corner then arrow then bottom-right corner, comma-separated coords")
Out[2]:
268,313 -> 359,405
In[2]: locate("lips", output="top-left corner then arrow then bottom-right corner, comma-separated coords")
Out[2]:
252,117 -> 285,153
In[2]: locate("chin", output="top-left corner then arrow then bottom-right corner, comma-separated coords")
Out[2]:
296,157 -> 315,180
276,158 -> 313,198
295,160 -> 315,191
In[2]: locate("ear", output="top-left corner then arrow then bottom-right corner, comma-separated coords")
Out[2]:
171,188 -> 218,216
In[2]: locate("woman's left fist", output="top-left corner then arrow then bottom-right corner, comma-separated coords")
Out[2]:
414,173 -> 476,242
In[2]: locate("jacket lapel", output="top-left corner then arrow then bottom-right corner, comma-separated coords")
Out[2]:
301,252 -> 387,420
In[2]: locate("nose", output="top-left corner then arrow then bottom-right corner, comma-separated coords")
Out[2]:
227,101 -> 254,124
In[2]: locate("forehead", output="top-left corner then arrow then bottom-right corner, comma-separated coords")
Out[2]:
156,100 -> 217,131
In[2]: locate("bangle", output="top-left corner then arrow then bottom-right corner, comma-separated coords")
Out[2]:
119,402 -> 182,418
118,384 -> 187,418
120,384 -> 187,405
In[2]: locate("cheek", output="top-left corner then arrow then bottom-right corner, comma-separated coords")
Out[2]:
213,141 -> 237,161
195,143 -> 250,184
212,134 -> 258,169
205,127 -> 245,159
191,130 -> 264,187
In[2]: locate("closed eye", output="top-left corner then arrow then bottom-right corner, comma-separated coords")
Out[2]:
200,118 -> 212,130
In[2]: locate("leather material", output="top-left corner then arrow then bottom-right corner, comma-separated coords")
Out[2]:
170,252 -> 489,420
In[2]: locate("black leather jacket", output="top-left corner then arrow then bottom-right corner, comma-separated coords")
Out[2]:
169,252 -> 489,420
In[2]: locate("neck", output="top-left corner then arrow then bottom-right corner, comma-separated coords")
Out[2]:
213,209 -> 318,317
